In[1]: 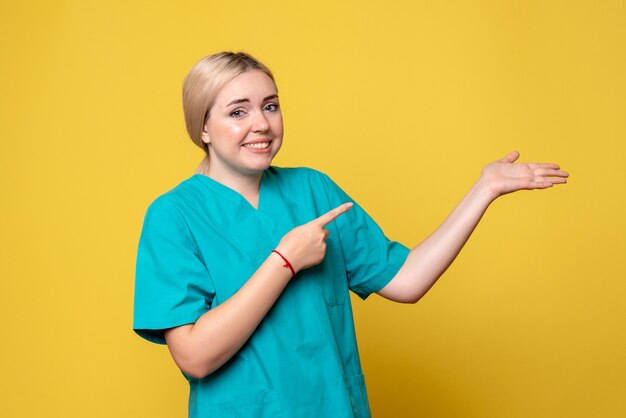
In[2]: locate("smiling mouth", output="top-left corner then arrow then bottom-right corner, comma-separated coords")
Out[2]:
243,141 -> 271,149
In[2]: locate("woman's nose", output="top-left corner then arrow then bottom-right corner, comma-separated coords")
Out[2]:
252,110 -> 269,132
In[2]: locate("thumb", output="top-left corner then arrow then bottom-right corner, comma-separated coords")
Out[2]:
499,150 -> 520,163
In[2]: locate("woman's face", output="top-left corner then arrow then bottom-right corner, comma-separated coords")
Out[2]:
202,70 -> 283,181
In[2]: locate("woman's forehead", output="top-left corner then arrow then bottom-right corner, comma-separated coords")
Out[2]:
215,70 -> 277,105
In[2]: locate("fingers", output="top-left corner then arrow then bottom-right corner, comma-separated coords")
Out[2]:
501,152 -> 569,179
499,151 -> 520,163
548,177 -> 568,184
526,176 -> 568,189
532,167 -> 570,178
314,202 -> 354,226
528,162 -> 562,170
500,153 -> 568,176
528,166 -> 569,188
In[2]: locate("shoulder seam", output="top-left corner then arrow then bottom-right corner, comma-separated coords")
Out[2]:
148,199 -> 202,256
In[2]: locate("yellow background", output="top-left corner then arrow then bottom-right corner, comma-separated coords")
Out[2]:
1,0 -> 624,417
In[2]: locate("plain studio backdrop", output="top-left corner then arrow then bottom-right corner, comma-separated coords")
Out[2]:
1,1 -> 624,417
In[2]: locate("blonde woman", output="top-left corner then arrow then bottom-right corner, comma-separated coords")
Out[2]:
133,52 -> 568,417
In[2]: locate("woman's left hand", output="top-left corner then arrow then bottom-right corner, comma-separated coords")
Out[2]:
480,151 -> 569,200
378,151 -> 569,303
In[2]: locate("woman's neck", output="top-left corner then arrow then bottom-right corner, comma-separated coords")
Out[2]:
196,156 -> 263,209
221,173 -> 262,208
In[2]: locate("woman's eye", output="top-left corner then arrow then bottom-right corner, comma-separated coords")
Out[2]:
230,109 -> 245,118
264,103 -> 279,112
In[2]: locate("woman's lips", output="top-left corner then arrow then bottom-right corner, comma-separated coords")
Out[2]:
242,140 -> 272,153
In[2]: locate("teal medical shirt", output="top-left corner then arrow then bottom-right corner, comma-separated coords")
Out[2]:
133,167 -> 409,418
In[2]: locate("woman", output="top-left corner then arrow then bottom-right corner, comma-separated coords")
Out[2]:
133,52 -> 568,417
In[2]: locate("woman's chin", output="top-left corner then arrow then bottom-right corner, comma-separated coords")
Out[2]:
241,160 -> 273,176
244,154 -> 276,173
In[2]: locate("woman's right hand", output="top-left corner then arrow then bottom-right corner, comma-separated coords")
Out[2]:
275,202 -> 353,273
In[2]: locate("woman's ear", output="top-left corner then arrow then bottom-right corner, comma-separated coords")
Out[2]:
201,123 -> 211,145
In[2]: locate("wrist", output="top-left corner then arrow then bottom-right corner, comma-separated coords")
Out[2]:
271,249 -> 297,277
473,176 -> 500,205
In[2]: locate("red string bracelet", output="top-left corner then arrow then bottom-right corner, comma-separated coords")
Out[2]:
271,250 -> 296,276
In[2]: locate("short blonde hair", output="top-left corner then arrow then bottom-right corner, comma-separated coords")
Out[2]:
182,52 -> 275,152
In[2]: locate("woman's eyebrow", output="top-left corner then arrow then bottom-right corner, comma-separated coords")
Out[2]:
225,98 -> 249,107
225,94 -> 279,107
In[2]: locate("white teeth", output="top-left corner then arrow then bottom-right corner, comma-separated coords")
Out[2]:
243,142 -> 270,149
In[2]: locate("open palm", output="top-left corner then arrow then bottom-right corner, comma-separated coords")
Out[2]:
481,151 -> 569,197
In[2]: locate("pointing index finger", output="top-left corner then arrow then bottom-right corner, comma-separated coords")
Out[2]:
314,202 -> 354,226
